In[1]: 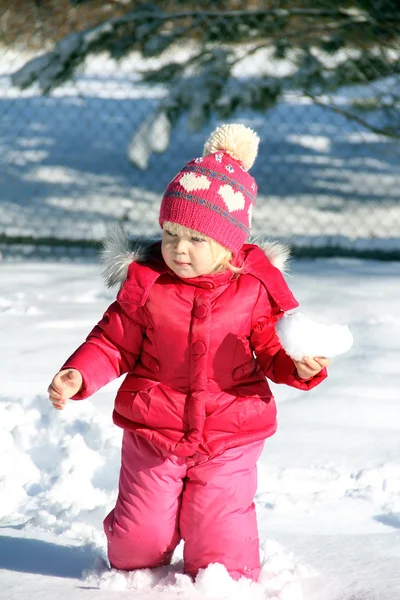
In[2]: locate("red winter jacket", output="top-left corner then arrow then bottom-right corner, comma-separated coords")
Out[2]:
63,241 -> 327,457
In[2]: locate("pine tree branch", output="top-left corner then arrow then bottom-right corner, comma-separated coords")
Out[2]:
109,8 -> 400,23
229,16 -> 372,68
12,2 -> 400,92
11,2 -> 400,149
304,92 -> 400,138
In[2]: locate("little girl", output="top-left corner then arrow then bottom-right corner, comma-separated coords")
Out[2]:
48,124 -> 329,582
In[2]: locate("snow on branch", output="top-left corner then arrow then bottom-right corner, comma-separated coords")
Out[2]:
11,3 -> 400,162
11,4 -> 399,94
11,20 -> 116,93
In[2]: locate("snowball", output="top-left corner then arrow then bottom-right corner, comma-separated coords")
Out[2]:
276,312 -> 353,361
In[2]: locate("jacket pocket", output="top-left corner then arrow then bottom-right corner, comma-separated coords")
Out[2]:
139,350 -> 160,374
232,335 -> 255,381
232,358 -> 257,381
116,381 -> 189,432
238,394 -> 277,431
115,377 -> 159,422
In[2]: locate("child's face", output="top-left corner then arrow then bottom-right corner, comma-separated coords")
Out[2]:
161,227 -> 216,278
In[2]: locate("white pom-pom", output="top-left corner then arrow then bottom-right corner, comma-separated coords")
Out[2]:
203,123 -> 259,170
276,312 -> 353,360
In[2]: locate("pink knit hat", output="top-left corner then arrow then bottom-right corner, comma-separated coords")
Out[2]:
159,123 -> 260,256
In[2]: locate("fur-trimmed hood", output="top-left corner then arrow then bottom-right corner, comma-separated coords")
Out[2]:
100,227 -> 291,289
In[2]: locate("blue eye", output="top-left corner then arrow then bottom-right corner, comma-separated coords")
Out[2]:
166,230 -> 177,237
192,237 -> 205,242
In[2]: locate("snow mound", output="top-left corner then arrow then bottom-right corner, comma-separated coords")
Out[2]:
276,312 -> 353,360
346,464 -> 400,513
82,540 -> 318,599
257,462 -> 400,517
0,393 -> 121,544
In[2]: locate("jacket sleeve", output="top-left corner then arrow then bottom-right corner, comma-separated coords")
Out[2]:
61,301 -> 144,400
250,284 -> 327,390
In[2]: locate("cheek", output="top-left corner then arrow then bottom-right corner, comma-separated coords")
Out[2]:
196,246 -> 214,265
161,241 -> 170,262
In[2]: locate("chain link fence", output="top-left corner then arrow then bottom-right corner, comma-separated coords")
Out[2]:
1,1 -> 400,260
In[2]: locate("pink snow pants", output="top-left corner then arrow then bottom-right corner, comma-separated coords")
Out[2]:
103,431 -> 264,581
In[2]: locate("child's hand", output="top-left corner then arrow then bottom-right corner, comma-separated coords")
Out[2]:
293,356 -> 330,380
47,369 -> 83,410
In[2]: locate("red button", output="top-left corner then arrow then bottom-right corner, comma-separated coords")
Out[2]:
192,341 -> 206,355
194,304 -> 207,319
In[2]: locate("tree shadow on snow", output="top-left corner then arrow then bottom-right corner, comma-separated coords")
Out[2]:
373,513 -> 400,530
1,92 -> 400,245
0,535 -> 97,578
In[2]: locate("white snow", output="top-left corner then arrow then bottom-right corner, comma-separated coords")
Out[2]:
128,110 -> 172,170
276,312 -> 353,360
1,257 -> 400,600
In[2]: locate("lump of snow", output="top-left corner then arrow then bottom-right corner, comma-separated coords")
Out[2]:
128,110 -> 171,170
276,312 -> 353,361
194,562 -> 265,599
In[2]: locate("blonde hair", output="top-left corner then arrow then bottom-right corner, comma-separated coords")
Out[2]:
162,221 -> 241,274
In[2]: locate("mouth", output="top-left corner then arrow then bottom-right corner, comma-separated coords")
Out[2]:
174,261 -> 191,267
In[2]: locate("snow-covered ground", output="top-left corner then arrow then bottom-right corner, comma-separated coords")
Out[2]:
1,257 -> 400,600
1,48 -> 400,250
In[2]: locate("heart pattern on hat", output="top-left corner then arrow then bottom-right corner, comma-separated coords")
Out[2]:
218,184 -> 245,212
179,173 -> 211,192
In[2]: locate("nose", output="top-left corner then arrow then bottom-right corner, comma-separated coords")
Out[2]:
174,238 -> 188,254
